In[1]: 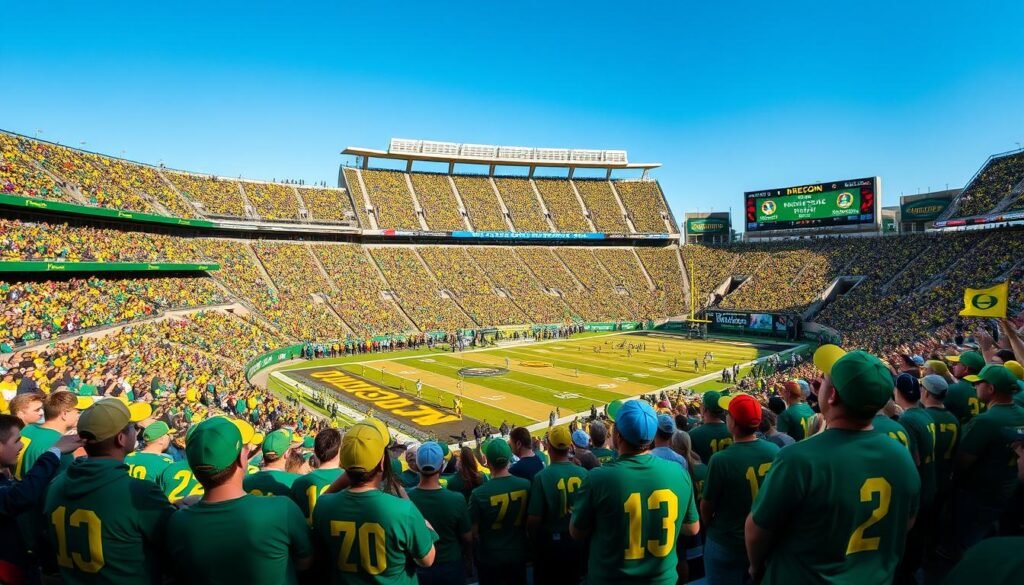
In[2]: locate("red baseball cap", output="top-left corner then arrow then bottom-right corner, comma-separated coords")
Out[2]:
720,393 -> 762,428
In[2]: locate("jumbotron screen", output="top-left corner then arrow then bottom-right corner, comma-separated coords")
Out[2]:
745,177 -> 878,232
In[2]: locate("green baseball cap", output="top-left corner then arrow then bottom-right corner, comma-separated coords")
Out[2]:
143,421 -> 175,442
948,351 -> 985,372
262,429 -> 302,457
702,391 -> 724,414
302,435 -> 315,449
485,438 -> 513,466
814,345 -> 894,415
438,442 -> 451,460
964,364 -> 1018,394
185,417 -> 256,473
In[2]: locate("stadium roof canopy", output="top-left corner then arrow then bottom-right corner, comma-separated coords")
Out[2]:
343,138 -> 661,179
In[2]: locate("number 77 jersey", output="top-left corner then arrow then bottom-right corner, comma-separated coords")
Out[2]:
749,429 -> 921,584
570,454 -> 699,585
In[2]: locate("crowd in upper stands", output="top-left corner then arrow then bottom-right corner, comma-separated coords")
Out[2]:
359,169 -> 422,230
533,178 -> 591,232
244,182 -> 301,221
613,180 -> 671,233
452,175 -> 509,231
956,151 -> 1024,217
574,178 -> 630,232
297,186 -> 358,223
410,173 -> 466,231
494,177 -> 551,232
0,219 -> 209,263
165,172 -> 246,217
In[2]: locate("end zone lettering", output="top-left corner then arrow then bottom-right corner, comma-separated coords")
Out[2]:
310,369 -> 460,426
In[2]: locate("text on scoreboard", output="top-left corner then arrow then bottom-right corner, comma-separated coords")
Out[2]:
744,177 -> 878,232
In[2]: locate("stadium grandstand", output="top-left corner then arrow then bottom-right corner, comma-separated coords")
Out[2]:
5,129 -> 1024,585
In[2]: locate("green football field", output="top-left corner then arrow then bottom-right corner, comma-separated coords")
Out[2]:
276,331 -> 799,430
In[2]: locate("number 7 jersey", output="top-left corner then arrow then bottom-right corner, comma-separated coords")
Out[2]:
750,429 -> 920,584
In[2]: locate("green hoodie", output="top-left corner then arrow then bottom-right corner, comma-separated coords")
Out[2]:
43,458 -> 175,585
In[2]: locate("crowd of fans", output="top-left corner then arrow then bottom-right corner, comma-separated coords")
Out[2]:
165,172 -> 246,217
296,186 -> 358,223
613,180 -> 673,233
637,247 -> 689,317
340,167 -> 375,228
410,173 -> 467,231
955,151 -> 1024,217
467,247 -> 570,324
250,242 -> 347,341
555,248 -> 634,320
533,178 -> 591,232
360,169 -> 422,230
0,133 -> 66,202
452,175 -> 509,231
418,246 -> 529,326
593,248 -> 660,317
0,276 -> 226,350
313,244 -> 414,337
574,178 -> 630,233
493,177 -> 551,232
244,181 -> 301,221
368,246 -> 476,332
0,219 -> 209,263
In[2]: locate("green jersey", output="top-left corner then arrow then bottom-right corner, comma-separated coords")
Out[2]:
591,447 -> 617,466
957,403 -> 1024,504
872,414 -> 915,453
924,407 -> 959,497
571,454 -> 699,585
689,422 -> 731,464
408,487 -> 471,563
313,489 -> 435,585
703,439 -> 781,553
15,425 -> 70,480
692,462 -> 709,503
468,474 -> 531,567
750,429 -> 920,585
166,494 -> 312,585
160,459 -> 204,503
777,403 -> 815,441
898,407 -> 937,506
944,381 -> 983,424
124,452 -> 173,486
944,536 -> 1024,585
527,461 -> 589,535
289,468 -> 344,525
245,469 -> 301,497
44,458 -> 174,585
398,469 -> 419,489
445,471 -> 487,501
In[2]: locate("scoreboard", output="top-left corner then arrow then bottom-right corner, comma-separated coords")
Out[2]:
745,177 -> 879,232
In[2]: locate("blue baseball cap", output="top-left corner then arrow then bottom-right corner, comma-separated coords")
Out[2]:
656,414 -> 676,434
796,379 -> 811,398
615,400 -> 658,445
571,429 -> 590,449
911,355 -> 925,366
416,442 -> 445,474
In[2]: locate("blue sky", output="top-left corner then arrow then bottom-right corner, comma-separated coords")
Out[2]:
3,2 -> 1023,230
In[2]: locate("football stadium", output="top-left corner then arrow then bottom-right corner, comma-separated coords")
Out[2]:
3,3 -> 1024,585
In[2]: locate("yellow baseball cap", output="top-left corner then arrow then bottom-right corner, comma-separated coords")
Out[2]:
548,425 -> 573,450
340,422 -> 388,472
79,400 -> 153,442
1003,360 -> 1024,380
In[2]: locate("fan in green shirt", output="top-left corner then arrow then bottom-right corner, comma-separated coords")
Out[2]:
777,381 -> 815,441
166,416 -> 313,585
689,391 -> 732,463
125,421 -> 175,486
872,411 -> 915,453
313,423 -> 435,585
527,426 -> 589,585
408,442 -> 472,583
14,391 -> 87,479
588,420 -> 617,465
748,346 -> 921,585
702,394 -> 780,582
161,425 -> 205,503
469,438 -> 532,584
244,428 -> 302,496
44,399 -> 175,585
571,400 -> 699,585
920,374 -> 959,498
289,429 -> 344,525
894,375 -> 937,507
954,365 -> 1024,550
945,536 -> 1024,585
945,351 -> 986,423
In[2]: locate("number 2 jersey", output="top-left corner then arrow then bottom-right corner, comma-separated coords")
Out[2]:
750,429 -> 920,584
570,453 -> 699,585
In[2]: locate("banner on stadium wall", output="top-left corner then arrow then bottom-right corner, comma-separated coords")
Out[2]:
450,230 -> 606,240
0,193 -> 216,229
707,311 -> 793,337
685,218 -> 730,235
583,321 -> 641,332
0,261 -> 220,273
900,198 -> 950,221
244,343 -> 306,381
709,312 -> 748,329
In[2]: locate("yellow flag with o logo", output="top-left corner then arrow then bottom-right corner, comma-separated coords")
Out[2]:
959,281 -> 1008,318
